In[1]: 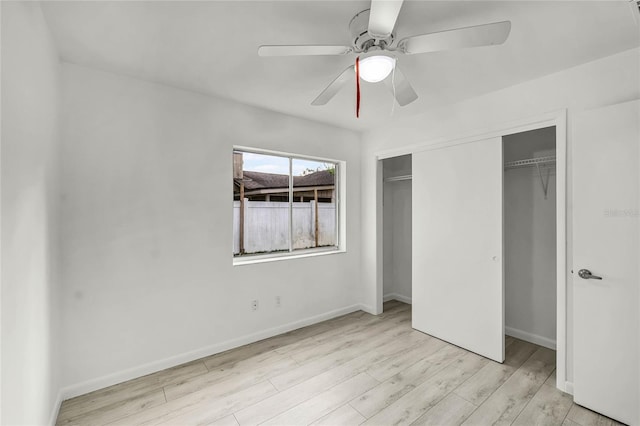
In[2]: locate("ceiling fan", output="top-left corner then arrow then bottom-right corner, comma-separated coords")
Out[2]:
258,0 -> 511,108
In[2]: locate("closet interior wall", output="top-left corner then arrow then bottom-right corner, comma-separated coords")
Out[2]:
382,155 -> 412,306
503,127 -> 557,349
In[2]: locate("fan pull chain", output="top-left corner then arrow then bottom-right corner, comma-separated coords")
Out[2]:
355,56 -> 361,118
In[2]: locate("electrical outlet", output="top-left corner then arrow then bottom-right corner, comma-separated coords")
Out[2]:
275,296 -> 281,307
251,300 -> 258,311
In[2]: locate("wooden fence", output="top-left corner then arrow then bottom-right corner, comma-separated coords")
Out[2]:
233,200 -> 336,255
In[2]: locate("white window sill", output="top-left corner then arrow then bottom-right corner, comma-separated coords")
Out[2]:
233,247 -> 344,266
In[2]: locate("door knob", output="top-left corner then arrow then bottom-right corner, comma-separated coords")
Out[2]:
578,269 -> 602,280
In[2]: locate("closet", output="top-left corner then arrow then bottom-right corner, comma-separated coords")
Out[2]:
503,126 -> 557,349
382,155 -> 412,310
411,126 -> 558,362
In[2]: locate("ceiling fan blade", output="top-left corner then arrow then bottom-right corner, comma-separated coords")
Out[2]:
398,20 -> 511,55
384,66 -> 418,106
368,0 -> 404,39
311,66 -> 355,106
258,45 -> 353,57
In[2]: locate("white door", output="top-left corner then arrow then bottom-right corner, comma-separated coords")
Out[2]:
573,100 -> 639,425
413,137 -> 504,362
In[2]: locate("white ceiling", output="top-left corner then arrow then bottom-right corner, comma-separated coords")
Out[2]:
41,1 -> 639,131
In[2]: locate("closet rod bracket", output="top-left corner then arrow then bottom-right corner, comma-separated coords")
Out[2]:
536,163 -> 552,200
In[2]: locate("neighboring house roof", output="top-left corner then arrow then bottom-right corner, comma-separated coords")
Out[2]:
235,170 -> 335,191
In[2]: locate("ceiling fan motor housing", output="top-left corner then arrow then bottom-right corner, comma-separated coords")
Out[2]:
349,9 -> 394,52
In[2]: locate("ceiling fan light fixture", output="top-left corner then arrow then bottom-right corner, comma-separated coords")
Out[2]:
358,54 -> 396,83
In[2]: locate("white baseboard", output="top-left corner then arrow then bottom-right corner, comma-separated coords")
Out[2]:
48,390 -> 63,426
60,304 -> 363,400
358,303 -> 377,315
505,326 -> 556,350
383,293 -> 412,305
564,381 -> 574,395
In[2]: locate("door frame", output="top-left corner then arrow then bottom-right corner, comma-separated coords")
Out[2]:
374,109 -> 568,393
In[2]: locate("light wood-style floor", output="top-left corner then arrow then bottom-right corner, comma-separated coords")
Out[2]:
57,301 -> 622,426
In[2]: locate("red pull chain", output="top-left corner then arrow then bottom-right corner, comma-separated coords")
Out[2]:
355,56 -> 360,118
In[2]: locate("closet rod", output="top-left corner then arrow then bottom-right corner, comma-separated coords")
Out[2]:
384,175 -> 412,182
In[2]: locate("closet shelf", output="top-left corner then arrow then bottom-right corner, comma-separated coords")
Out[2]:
504,155 -> 556,200
504,155 -> 556,169
384,174 -> 412,182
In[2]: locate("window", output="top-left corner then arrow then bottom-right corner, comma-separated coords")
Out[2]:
233,148 -> 340,260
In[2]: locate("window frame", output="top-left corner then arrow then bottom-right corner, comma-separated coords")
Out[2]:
232,146 -> 345,265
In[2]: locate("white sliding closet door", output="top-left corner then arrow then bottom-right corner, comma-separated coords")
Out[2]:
413,137 -> 504,362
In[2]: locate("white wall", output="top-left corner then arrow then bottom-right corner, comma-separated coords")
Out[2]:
504,130 -> 557,348
1,2 -> 62,424
382,156 -> 412,303
59,64 -> 362,395
382,181 -> 412,302
361,47 -> 640,384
